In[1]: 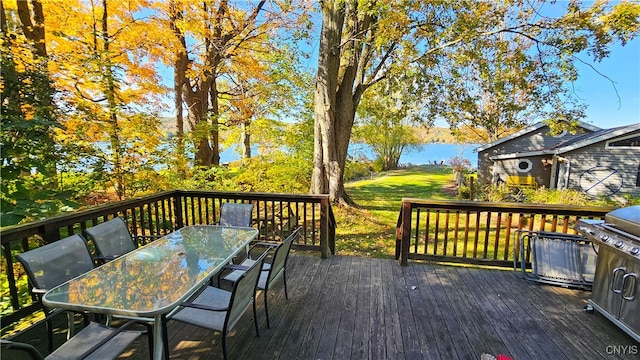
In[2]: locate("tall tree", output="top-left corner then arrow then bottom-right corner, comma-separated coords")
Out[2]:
1,0 -> 68,225
167,0 -> 188,177
312,0 -> 386,205
164,0 -> 308,167
312,0 -> 640,205
355,82 -> 424,171
221,41 -> 311,160
44,0 -> 166,199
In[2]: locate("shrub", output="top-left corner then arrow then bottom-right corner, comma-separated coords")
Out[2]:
231,152 -> 311,193
344,159 -> 377,181
478,184 -> 626,207
457,185 -> 473,200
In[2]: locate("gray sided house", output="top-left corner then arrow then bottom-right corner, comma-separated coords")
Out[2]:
476,122 -> 640,202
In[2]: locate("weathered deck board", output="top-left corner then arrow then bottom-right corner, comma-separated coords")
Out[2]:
7,253 -> 639,360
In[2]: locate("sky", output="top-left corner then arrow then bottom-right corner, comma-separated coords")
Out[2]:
571,37 -> 640,129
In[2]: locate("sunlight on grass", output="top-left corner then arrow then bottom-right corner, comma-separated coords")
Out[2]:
335,165 -> 457,258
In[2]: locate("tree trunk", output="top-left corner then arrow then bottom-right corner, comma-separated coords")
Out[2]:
1,2 -> 23,120
16,0 -> 46,57
241,121 -> 251,159
312,1 -> 375,205
184,84 -> 214,166
208,76 -> 220,165
311,1 -> 345,203
15,0 -> 59,181
169,0 -> 267,168
169,0 -> 188,177
100,0 -> 125,199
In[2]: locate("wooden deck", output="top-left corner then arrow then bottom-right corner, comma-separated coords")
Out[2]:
8,253 -> 639,360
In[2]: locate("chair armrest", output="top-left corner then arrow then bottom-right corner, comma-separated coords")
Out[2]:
247,242 -> 278,259
179,302 -> 228,312
223,264 -> 250,271
32,288 -> 47,295
215,264 -> 250,286
252,241 -> 279,248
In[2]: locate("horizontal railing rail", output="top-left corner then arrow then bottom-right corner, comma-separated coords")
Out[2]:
395,199 -> 613,267
1,190 -> 335,332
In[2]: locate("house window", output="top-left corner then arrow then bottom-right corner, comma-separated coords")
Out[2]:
637,163 -> 640,187
516,159 -> 533,173
607,135 -> 640,148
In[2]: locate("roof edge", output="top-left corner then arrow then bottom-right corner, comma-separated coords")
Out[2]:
475,120 -> 602,152
488,123 -> 640,159
554,123 -> 640,154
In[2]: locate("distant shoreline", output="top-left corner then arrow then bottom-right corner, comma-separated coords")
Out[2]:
348,142 -> 479,168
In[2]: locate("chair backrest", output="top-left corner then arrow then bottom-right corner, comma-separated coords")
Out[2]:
219,203 -> 254,227
16,234 -> 94,292
266,226 -> 301,286
83,217 -> 136,259
225,253 -> 265,331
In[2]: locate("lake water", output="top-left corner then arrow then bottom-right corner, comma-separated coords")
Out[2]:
220,142 -> 479,167
348,143 -> 479,168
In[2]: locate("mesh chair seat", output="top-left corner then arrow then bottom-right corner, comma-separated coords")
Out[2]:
1,320 -> 149,360
47,322 -> 143,360
170,286 -> 231,332
218,203 -> 254,227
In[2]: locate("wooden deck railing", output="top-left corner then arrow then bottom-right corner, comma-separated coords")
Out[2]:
395,198 -> 613,267
0,190 -> 335,330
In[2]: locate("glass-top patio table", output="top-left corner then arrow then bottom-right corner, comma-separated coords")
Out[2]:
43,225 -> 259,360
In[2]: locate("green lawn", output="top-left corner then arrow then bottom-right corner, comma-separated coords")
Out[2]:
334,165 -> 458,258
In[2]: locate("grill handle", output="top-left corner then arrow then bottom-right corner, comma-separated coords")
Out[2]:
612,267 -> 626,294
622,273 -> 637,301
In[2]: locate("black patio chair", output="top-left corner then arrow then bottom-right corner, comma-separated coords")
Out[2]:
83,217 -> 161,265
16,234 -> 95,352
162,251 -> 267,360
219,226 -> 301,328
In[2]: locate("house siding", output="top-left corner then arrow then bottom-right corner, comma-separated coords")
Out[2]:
477,125 -> 595,185
563,132 -> 640,200
491,155 -> 551,187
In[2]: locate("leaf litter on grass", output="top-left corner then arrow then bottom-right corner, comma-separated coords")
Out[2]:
335,165 -> 460,258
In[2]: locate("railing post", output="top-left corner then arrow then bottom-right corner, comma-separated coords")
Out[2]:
328,203 -> 336,255
395,206 -> 402,260
320,197 -> 331,259
3,242 -> 20,311
399,200 -> 412,266
42,223 -> 60,244
174,191 -> 184,229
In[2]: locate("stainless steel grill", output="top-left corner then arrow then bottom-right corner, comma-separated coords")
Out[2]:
576,205 -> 640,343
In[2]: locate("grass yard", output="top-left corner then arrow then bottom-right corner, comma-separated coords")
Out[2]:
334,165 -> 458,258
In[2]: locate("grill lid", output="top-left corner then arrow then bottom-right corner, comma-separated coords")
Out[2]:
605,205 -> 640,236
